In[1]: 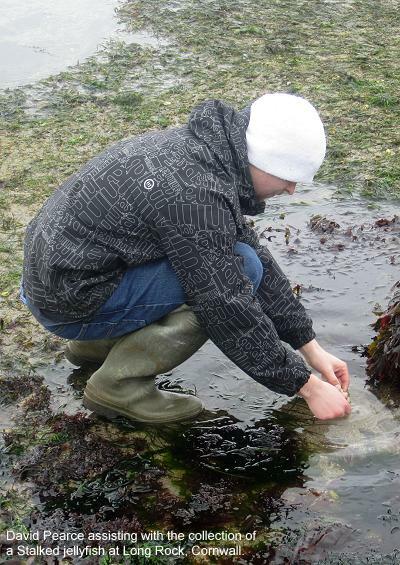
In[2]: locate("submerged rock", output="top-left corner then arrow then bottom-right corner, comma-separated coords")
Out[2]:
319,431 -> 400,466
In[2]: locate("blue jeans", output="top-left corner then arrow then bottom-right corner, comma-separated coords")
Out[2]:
20,242 -> 263,341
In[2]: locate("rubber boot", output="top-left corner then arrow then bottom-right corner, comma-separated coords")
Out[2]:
82,304 -> 208,424
65,338 -> 120,366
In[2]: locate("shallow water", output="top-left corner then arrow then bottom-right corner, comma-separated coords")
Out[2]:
0,0 -> 167,89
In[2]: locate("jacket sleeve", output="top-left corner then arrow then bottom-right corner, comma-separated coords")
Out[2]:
236,222 -> 316,350
152,191 -> 312,397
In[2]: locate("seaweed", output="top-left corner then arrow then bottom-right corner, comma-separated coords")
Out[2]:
366,280 -> 400,385
171,480 -> 233,527
0,371 -> 44,405
309,215 -> 341,234
173,414 -> 307,481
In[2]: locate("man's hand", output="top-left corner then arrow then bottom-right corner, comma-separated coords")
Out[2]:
297,373 -> 352,419
299,338 -> 350,394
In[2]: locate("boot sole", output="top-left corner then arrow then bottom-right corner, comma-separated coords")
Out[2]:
82,389 -> 204,424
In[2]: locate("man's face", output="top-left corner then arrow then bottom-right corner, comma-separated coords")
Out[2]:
249,164 -> 297,200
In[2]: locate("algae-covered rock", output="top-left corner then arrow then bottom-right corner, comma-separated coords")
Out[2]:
366,280 -> 400,385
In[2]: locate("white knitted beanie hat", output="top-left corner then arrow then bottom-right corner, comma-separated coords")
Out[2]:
246,93 -> 326,183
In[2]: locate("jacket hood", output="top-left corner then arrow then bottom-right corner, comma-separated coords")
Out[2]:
187,99 -> 266,216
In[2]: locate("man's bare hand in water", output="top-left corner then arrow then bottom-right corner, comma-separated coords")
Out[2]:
299,339 -> 350,394
297,374 -> 352,420
296,338 -> 352,419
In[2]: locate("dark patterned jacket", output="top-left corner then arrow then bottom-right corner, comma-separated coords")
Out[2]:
23,99 -> 315,396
